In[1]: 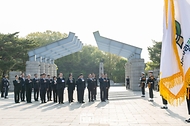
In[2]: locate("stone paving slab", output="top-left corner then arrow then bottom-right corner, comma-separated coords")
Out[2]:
0,87 -> 189,126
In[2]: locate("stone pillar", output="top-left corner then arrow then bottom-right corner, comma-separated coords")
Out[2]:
45,63 -> 50,75
26,61 -> 41,78
99,62 -> 104,78
53,64 -> 57,77
125,58 -> 145,91
9,71 -> 21,91
40,62 -> 46,75
49,64 -> 54,77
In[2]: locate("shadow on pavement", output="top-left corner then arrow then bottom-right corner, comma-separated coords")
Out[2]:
166,109 -> 186,122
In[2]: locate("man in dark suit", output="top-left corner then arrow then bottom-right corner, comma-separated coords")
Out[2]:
77,73 -> 86,103
66,73 -> 75,103
25,74 -> 33,103
47,75 -> 53,101
87,74 -> 95,102
99,73 -> 106,102
19,73 -> 26,101
105,73 -> 110,100
57,73 -> 65,104
13,75 -> 21,103
40,73 -> 47,103
92,73 -> 98,100
33,74 -> 40,101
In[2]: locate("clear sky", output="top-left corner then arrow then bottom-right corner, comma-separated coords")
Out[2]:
0,0 -> 164,62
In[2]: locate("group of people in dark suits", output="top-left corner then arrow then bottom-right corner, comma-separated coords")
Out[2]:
12,72 -> 110,104
1,75 -> 10,99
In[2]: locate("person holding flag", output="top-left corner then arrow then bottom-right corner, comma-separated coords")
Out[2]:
160,0 -> 190,123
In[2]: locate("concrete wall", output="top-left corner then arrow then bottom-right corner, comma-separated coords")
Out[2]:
125,58 -> 145,91
26,61 -> 41,78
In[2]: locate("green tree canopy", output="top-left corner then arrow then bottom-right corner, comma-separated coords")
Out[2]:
0,32 -> 38,76
147,40 -> 162,70
55,45 -> 127,82
26,30 -> 68,46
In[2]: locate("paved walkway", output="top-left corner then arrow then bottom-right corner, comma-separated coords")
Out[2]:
0,87 -> 189,126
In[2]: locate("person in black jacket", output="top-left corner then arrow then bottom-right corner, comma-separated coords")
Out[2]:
13,75 -> 21,103
1,76 -> 5,98
33,74 -> 40,101
2,75 -> 10,99
99,73 -> 106,102
140,72 -> 146,97
92,73 -> 98,100
186,85 -> 190,123
57,73 -> 65,104
47,75 -> 53,101
105,73 -> 110,100
19,73 -> 26,101
77,73 -> 85,103
147,74 -> 155,102
25,74 -> 33,103
87,74 -> 95,102
66,73 -> 75,103
52,76 -> 58,103
40,73 -> 48,103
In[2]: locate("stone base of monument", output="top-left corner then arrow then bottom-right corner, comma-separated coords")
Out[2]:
26,61 -> 41,78
125,58 -> 145,91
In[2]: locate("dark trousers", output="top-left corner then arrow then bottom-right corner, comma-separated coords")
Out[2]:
68,89 -> 73,102
149,86 -> 153,98
141,83 -> 145,95
162,97 -> 168,105
1,89 -> 4,97
20,86 -> 25,101
78,89 -> 84,102
40,89 -> 46,103
53,89 -> 57,102
106,88 -> 109,99
47,87 -> 52,101
187,98 -> 190,115
26,88 -> 32,103
100,88 -> 106,101
34,88 -> 39,101
58,88 -> 64,103
88,89 -> 94,101
14,90 -> 20,103
93,87 -> 97,100
4,87 -> 8,98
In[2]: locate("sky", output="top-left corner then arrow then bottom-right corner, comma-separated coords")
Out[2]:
0,0 -> 164,62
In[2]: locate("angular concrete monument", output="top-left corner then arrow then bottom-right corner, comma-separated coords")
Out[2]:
93,31 -> 144,91
26,32 -> 83,78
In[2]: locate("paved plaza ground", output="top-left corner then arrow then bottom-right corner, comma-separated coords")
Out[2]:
0,86 -> 189,126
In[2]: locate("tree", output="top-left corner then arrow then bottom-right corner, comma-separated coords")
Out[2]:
55,45 -> 127,82
26,30 -> 68,46
147,40 -> 162,70
0,32 -> 38,77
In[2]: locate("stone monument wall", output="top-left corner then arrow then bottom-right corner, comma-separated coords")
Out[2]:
125,58 -> 145,91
